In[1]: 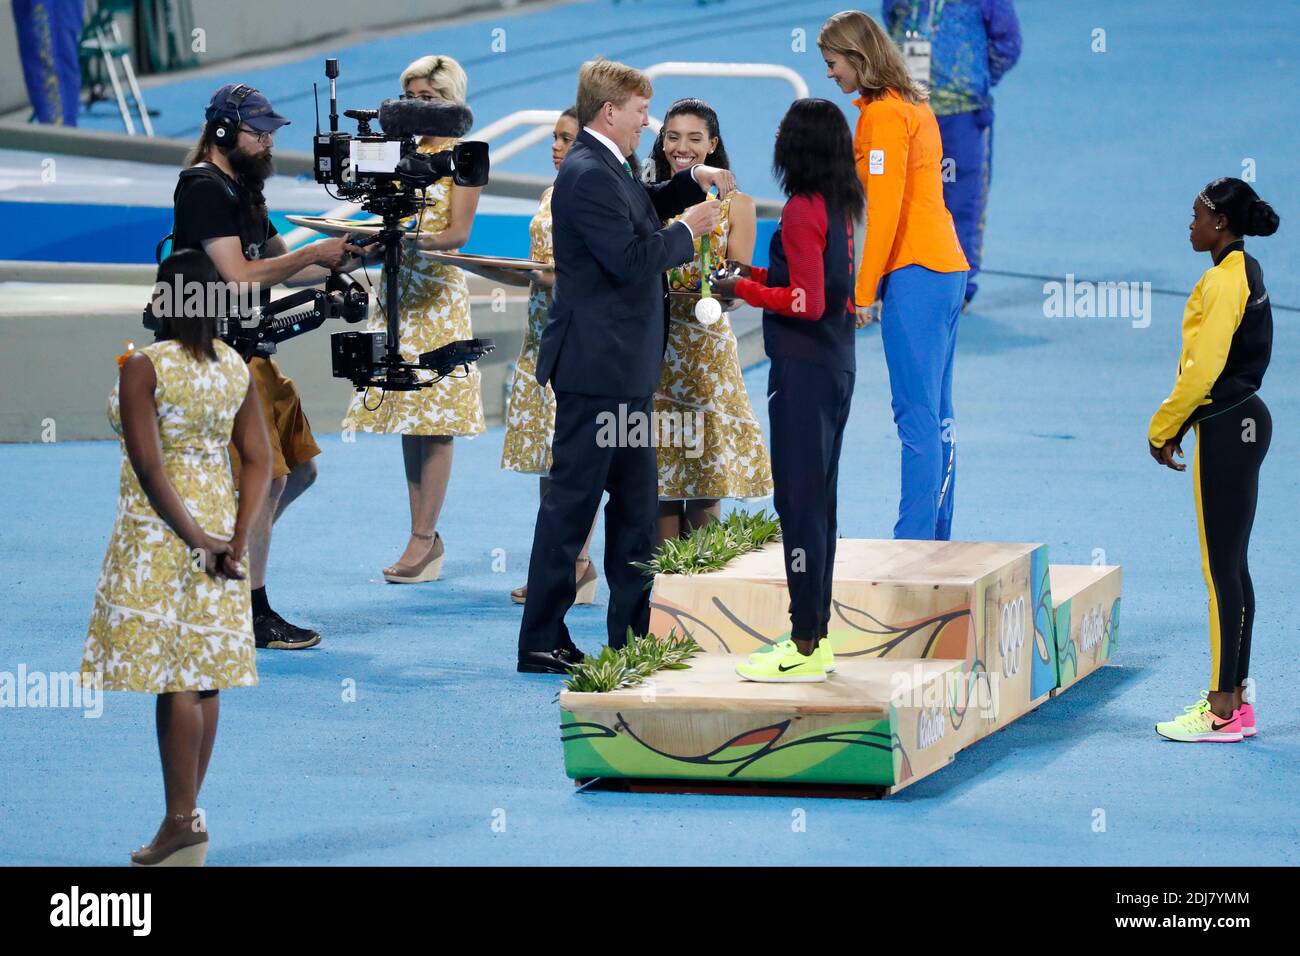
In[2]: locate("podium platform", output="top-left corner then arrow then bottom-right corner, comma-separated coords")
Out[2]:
1050,564 -> 1123,693
562,655 -> 963,794
560,539 -> 1122,795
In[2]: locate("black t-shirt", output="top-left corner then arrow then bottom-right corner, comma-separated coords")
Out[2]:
170,164 -> 279,355
171,163 -> 278,265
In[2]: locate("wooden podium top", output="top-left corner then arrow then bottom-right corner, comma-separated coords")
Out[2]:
560,654 -> 961,716
694,539 -> 1042,587
1048,564 -> 1121,603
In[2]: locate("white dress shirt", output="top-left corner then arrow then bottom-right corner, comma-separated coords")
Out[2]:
583,125 -> 698,239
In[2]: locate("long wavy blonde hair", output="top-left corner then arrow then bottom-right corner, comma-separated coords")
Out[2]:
818,10 -> 927,104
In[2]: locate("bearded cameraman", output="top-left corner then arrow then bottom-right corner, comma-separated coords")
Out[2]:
171,83 -> 367,651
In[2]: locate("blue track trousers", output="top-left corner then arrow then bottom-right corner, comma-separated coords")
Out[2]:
937,109 -> 992,303
13,0 -> 83,126
880,264 -> 967,540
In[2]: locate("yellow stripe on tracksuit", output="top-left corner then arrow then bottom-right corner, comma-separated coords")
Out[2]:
1191,425 -> 1223,689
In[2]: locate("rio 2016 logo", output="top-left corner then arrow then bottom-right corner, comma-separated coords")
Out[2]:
1079,605 -> 1105,655
917,706 -> 945,750
999,596 -> 1026,678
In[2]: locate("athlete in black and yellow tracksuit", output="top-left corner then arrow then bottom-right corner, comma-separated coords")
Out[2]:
1150,233 -> 1272,738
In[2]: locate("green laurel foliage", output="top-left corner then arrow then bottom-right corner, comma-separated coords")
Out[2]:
562,628 -> 703,694
632,509 -> 782,579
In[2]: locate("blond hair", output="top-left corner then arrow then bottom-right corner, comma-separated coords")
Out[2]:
575,57 -> 653,127
818,10 -> 927,105
400,54 -> 468,104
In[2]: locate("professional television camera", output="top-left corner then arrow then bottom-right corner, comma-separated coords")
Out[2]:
313,60 -> 489,211
312,57 -> 494,391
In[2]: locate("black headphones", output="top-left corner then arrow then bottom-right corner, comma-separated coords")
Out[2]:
209,84 -> 256,151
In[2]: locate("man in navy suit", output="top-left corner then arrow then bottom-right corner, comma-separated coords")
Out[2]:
518,58 -> 734,673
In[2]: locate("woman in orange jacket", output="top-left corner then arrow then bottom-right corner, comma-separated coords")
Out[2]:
820,10 -> 970,540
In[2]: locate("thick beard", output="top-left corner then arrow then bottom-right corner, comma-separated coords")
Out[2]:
228,147 -> 274,213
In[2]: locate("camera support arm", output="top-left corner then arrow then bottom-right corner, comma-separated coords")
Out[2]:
222,272 -> 369,360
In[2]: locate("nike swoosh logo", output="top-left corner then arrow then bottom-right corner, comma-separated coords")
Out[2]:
1211,720 -> 1235,731
777,662 -> 809,672
767,390 -> 778,401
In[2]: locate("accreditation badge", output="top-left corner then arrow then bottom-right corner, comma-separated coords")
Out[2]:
901,33 -> 932,86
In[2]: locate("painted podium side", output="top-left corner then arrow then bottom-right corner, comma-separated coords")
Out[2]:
561,539 -> 1120,796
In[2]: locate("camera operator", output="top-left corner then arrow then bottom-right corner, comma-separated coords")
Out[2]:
172,83 -> 366,651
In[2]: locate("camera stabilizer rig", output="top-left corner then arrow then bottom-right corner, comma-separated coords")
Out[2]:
313,57 -> 495,390
142,271 -> 370,361
229,272 -> 368,361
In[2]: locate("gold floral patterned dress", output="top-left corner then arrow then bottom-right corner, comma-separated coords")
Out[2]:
82,339 -> 258,693
657,193 -> 773,501
501,185 -> 556,475
342,139 -> 486,437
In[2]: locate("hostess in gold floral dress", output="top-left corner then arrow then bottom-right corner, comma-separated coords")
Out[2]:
82,339 -> 258,693
501,185 -> 556,475
657,193 -> 773,501
342,139 -> 487,437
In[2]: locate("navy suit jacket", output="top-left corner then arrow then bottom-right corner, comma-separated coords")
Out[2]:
537,129 -> 705,398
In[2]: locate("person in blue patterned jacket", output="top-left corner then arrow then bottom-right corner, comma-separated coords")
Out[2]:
883,0 -> 1021,308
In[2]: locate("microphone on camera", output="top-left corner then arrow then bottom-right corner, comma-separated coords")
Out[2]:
377,98 -> 474,139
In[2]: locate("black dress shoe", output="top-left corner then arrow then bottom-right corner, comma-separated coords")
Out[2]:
254,610 -> 322,650
517,647 -> 584,674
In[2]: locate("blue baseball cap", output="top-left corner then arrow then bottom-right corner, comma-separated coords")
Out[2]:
205,83 -> 290,133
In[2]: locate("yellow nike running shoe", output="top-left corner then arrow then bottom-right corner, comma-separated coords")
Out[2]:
737,643 -> 827,683
747,638 -> 835,673
1155,693 -> 1243,743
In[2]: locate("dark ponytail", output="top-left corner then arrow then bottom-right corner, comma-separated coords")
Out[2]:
1201,177 -> 1280,237
1247,199 -> 1280,236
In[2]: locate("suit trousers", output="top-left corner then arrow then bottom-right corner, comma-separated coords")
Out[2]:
518,391 -> 658,653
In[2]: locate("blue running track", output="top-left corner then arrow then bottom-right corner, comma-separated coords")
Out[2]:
2,0 -> 1297,865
